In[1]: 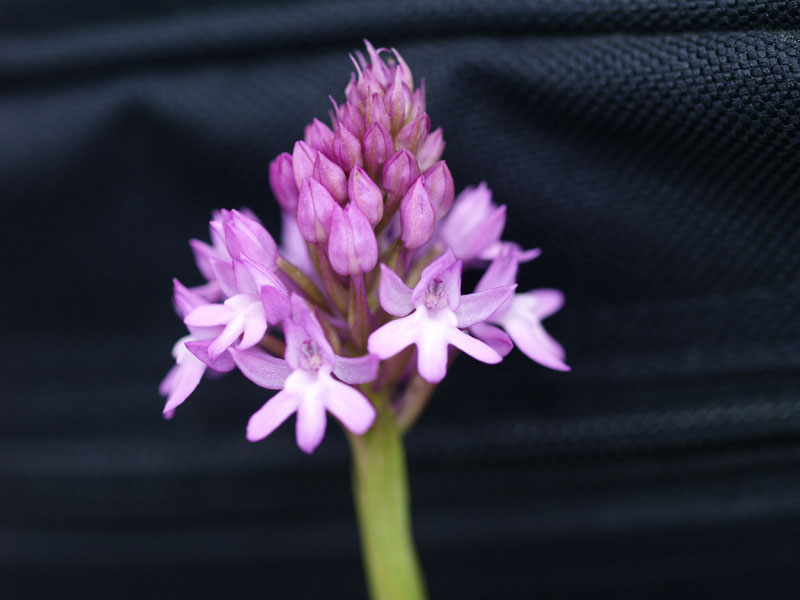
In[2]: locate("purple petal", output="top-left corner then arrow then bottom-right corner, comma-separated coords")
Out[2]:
378,264 -> 413,316
162,358 -> 206,414
348,164 -> 383,226
189,281 -> 222,303
297,177 -> 336,244
348,205 -> 379,274
246,390 -> 299,442
416,324 -> 450,383
416,127 -> 445,172
224,209 -> 278,268
208,314 -> 246,359
439,258 -> 463,310
230,346 -> 292,389
231,260 -> 257,295
517,247 -> 542,263
283,295 -> 336,369
439,183 -> 493,245
501,294 -> 566,361
399,176 -> 435,249
329,203 -> 378,277
291,294 -> 336,363
476,247 -> 519,292
411,249 -> 458,307
189,239 -> 218,282
280,213 -> 315,275
313,152 -> 347,204
260,285 -> 291,324
470,322 -> 514,357
292,140 -> 317,190
172,278 -> 208,318
423,161 -> 455,220
241,257 -> 285,291
446,327 -> 503,365
367,313 -> 419,359
323,378 -> 376,435
333,353 -> 378,384
237,303 -> 267,350
455,204 -> 506,261
184,303 -> 232,328
269,152 -> 299,213
159,364 -> 178,397
500,310 -> 570,371
455,285 -> 517,328
295,392 -> 327,454
210,258 -> 239,297
304,118 -> 335,158
528,289 -> 565,320
185,339 -> 236,372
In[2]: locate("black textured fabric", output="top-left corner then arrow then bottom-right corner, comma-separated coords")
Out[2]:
2,1 -> 800,598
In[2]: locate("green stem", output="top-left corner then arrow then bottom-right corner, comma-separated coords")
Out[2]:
349,393 -> 428,600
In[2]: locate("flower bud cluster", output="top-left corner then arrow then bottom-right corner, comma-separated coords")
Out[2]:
161,41 -> 569,454
269,41 -> 451,265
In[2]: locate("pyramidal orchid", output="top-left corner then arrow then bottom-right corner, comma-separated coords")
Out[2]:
160,40 -> 570,600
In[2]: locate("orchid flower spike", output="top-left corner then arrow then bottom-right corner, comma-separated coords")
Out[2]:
162,40 -> 570,455
367,250 -> 516,383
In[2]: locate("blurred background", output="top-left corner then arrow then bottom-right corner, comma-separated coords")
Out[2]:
2,0 -> 800,597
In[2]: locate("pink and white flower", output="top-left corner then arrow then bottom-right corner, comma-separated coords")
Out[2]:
368,250 -> 516,383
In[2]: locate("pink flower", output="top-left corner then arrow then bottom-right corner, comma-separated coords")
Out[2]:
471,246 -> 570,372
237,296 -> 378,453
160,280 -> 226,416
367,250 -> 516,383
182,210 -> 290,359
437,182 -> 507,262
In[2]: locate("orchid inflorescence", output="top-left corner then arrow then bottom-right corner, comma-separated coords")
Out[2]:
160,41 -> 569,454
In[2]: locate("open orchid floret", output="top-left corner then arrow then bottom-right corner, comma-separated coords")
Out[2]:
160,280 -> 226,416
182,210 -> 290,360
198,295 -> 379,454
471,245 -> 570,372
367,250 -> 516,383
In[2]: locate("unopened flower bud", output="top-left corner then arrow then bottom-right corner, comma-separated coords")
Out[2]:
416,127 -> 445,172
328,203 -> 378,276
391,48 -> 414,91
385,77 -> 413,133
313,153 -> 347,204
400,176 -> 435,249
363,122 -> 394,179
292,141 -> 317,189
223,210 -> 278,268
269,153 -> 298,213
338,102 -> 365,140
381,149 -> 420,204
364,40 -> 391,89
395,108 -> 430,154
304,118 -> 335,158
344,72 -> 364,112
412,82 -> 426,113
297,178 -> 336,243
333,125 -> 363,173
365,92 -> 391,132
348,164 -> 383,226
423,161 -> 454,220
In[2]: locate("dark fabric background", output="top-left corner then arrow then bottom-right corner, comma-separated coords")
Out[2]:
2,1 -> 800,597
